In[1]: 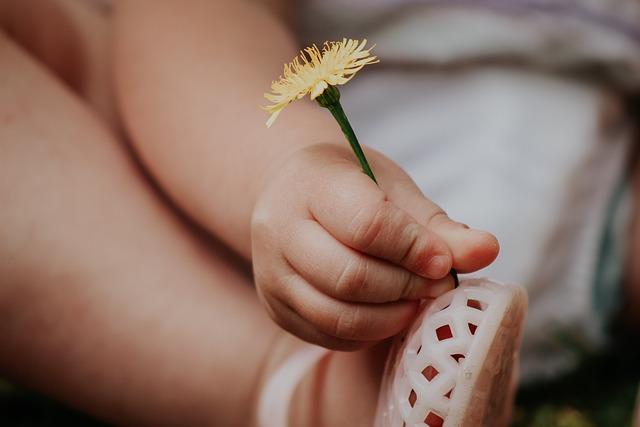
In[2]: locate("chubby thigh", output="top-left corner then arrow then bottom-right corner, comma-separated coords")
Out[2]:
0,29 -> 278,427
0,15 -> 390,427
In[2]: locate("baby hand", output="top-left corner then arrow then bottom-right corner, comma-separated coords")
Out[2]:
251,144 -> 499,350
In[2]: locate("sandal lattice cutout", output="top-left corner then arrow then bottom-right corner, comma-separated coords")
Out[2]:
375,279 -> 527,427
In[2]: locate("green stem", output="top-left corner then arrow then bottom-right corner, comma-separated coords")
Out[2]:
315,86 -> 460,285
316,86 -> 377,184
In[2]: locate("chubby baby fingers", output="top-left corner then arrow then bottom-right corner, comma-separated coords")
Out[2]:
271,273 -> 418,345
310,181 -> 452,279
264,297 -> 379,351
284,220 -> 455,303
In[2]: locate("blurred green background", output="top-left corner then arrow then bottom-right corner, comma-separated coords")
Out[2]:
1,331 -> 638,427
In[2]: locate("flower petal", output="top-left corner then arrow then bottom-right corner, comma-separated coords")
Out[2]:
263,39 -> 378,126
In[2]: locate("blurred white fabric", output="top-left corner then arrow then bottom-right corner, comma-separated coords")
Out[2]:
301,0 -> 639,381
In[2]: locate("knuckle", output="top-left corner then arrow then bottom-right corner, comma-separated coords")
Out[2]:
425,210 -> 449,227
398,222 -> 422,264
398,271 -> 417,300
332,306 -> 366,340
349,198 -> 388,250
335,257 -> 368,300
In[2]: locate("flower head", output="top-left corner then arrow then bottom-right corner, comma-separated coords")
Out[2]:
263,38 -> 378,127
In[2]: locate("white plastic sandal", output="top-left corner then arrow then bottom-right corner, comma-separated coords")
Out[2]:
375,278 -> 527,427
257,279 -> 526,427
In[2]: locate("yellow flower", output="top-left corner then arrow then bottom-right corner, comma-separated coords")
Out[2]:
263,38 -> 378,127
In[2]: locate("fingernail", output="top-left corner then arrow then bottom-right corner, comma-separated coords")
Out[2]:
425,254 -> 451,278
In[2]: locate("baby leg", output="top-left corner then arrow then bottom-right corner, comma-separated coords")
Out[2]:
0,27 -> 388,427
0,0 -> 117,128
0,30 -> 280,426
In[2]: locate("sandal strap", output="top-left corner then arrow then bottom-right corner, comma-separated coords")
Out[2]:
257,345 -> 329,427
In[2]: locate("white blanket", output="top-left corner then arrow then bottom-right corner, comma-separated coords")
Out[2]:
301,0 -> 639,381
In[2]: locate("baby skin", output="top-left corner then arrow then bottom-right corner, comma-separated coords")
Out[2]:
0,0 -> 500,426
